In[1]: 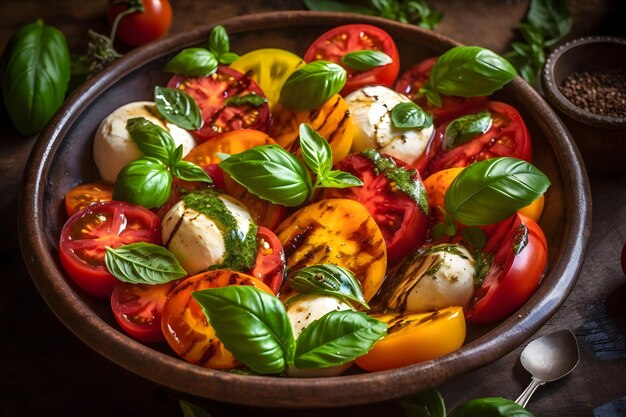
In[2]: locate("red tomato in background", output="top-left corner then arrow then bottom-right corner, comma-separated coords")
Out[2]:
395,57 -> 487,124
466,213 -> 548,325
111,280 -> 178,343
304,24 -> 400,95
59,201 -> 162,298
107,0 -> 172,47
247,226 -> 286,294
167,66 -> 271,141
415,101 -> 532,179
321,153 -> 429,267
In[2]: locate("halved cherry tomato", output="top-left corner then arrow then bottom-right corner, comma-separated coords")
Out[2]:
415,101 -> 532,179
111,280 -> 178,343
355,306 -> 466,371
517,195 -> 545,223
107,0 -> 172,47
64,182 -> 113,217
276,198 -> 387,302
395,57 -> 487,124
270,94 -> 353,164
304,24 -> 400,95
247,226 -> 285,294
167,66 -> 270,141
59,201 -> 162,298
466,213 -> 548,325
161,271 -> 273,369
321,153 -> 429,267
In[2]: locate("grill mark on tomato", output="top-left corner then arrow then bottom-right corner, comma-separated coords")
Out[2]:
315,96 -> 341,132
290,243 -> 326,272
282,224 -> 315,259
197,341 -> 218,366
328,110 -> 351,144
170,279 -> 195,297
180,332 -> 202,356
229,272 -> 240,285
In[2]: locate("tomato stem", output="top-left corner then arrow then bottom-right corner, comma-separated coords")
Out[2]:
109,0 -> 145,44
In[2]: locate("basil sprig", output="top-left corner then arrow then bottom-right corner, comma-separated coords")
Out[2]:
192,285 -> 386,374
104,242 -> 186,284
449,397 -> 534,417
391,102 -> 433,129
154,86 -> 202,130
208,25 -> 240,65
443,111 -> 492,150
527,0 -> 572,47
279,61 -> 347,111
340,50 -> 392,71
444,157 -> 550,226
289,264 -> 369,309
219,123 -> 361,207
420,46 -> 517,107
114,117 -> 211,208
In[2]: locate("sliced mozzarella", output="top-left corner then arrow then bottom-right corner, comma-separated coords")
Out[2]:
161,194 -> 253,275
93,101 -> 197,183
344,86 -> 434,164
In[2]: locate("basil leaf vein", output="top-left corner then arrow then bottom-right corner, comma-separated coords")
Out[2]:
104,242 -> 186,284
171,160 -> 212,183
289,264 -> 369,309
340,50 -> 392,71
154,86 -> 202,130
391,102 -> 433,129
279,61 -> 346,111
164,48 -> 218,77
299,123 -> 333,177
113,157 -> 173,209
126,117 -> 176,162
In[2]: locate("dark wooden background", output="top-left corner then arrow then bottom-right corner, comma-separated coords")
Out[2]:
1,1 -> 626,416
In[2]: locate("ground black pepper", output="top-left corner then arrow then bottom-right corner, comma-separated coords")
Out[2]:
559,68 -> 626,118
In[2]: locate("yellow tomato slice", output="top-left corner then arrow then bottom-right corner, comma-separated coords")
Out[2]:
355,306 -> 466,372
230,48 -> 304,110
518,194 -> 545,222
275,199 -> 387,302
270,94 -> 354,163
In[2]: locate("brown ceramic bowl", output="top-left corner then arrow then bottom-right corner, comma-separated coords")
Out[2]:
542,36 -> 626,174
18,11 -> 591,408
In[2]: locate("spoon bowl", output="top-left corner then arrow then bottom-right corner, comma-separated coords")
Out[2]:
516,329 -> 580,407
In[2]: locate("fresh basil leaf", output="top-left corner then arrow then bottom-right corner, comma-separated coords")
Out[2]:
179,400 -> 213,417
431,222 -> 446,240
444,157 -> 550,226
449,397 -> 534,417
299,123 -> 333,176
399,389 -> 447,417
192,285 -> 295,374
209,25 -> 230,58
408,1 -> 443,30
443,112 -> 492,150
303,0 -> 375,14
218,52 -> 240,65
154,86 -> 202,130
289,264 -> 369,309
317,170 -> 363,189
461,226 -> 486,250
126,117 -> 176,163
170,144 -> 184,165
113,157 -> 172,209
424,46 -> 517,102
391,102 -> 433,129
104,242 -> 186,285
164,48 -> 218,77
279,61 -> 346,111
218,144 -> 312,207
0,19 -> 70,135
293,310 -> 386,369
340,50 -> 393,71
225,94 -> 267,107
171,160 -> 212,183
527,0 -> 572,47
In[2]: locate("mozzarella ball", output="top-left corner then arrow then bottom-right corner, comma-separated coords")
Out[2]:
381,244 -> 476,313
344,86 -> 434,164
93,101 -> 197,183
161,193 -> 255,275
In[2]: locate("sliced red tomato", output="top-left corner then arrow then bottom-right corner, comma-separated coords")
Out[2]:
107,0 -> 172,47
321,153 -> 429,267
167,66 -> 270,141
161,270 -> 273,369
395,57 -> 487,124
303,24 -> 400,95
415,101 -> 532,179
59,201 -> 162,299
64,182 -> 113,217
466,213 -> 548,325
111,280 -> 178,343
247,226 -> 286,294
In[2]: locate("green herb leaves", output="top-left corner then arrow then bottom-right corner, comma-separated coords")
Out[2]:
154,86 -> 202,130
448,397 -> 534,417
105,242 -> 186,284
279,61 -> 347,111
219,123 -> 361,207
209,25 -> 240,64
444,157 -> 550,226
527,0 -> 572,46
421,46 -> 517,107
340,50 -> 392,71
289,264 -> 369,308
391,102 -> 433,129
443,112 -> 492,150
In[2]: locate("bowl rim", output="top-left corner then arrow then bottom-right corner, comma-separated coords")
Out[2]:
542,35 -> 626,128
17,10 -> 592,408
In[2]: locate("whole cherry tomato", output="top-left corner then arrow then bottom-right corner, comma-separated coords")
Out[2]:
107,0 -> 173,47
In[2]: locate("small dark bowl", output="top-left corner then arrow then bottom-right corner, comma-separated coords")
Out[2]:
542,36 -> 626,174
18,11 -> 591,408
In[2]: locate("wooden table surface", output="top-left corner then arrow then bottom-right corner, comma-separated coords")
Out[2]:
1,1 -> 625,416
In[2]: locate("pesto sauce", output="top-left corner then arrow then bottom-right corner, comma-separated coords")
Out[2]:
361,149 -> 429,215
183,189 -> 258,272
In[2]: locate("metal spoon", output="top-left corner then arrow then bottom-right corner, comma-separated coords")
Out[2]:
515,329 -> 580,407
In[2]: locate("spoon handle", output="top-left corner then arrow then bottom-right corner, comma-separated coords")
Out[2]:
515,378 -> 545,407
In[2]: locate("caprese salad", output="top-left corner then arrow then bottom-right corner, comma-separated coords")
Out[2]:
58,23 -> 550,376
